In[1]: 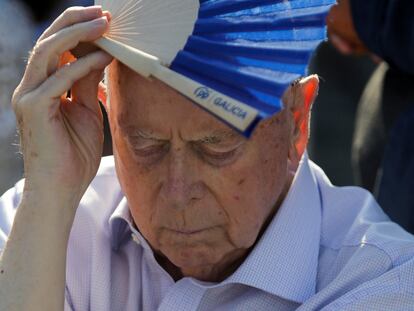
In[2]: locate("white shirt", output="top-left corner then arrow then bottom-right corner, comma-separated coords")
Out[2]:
1,154 -> 414,310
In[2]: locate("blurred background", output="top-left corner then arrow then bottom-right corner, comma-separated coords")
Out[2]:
0,0 -> 94,195
0,0 -> 412,232
308,43 -> 376,186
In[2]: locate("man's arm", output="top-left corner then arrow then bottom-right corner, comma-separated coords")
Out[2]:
0,190 -> 79,310
0,6 -> 112,311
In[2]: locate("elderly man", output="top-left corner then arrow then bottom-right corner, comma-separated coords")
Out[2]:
1,6 -> 414,311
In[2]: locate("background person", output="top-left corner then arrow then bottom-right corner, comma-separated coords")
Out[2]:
0,1 -> 34,194
327,0 -> 414,233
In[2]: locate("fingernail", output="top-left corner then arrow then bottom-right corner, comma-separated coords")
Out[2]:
91,16 -> 108,30
95,16 -> 108,26
84,5 -> 103,17
102,11 -> 112,22
84,5 -> 102,13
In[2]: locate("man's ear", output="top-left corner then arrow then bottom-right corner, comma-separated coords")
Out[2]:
288,75 -> 319,163
98,81 -> 109,111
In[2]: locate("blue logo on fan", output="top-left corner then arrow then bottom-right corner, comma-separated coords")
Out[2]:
213,98 -> 247,120
194,85 -> 248,121
194,86 -> 211,99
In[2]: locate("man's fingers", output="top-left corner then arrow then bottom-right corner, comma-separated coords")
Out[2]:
38,6 -> 104,42
22,16 -> 109,92
71,69 -> 106,116
34,51 -> 113,107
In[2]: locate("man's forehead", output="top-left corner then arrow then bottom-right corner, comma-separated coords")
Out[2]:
110,62 -> 246,141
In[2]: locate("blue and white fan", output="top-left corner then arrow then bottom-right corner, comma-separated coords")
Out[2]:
95,0 -> 335,136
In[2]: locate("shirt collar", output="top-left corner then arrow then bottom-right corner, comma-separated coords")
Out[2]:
226,152 -> 322,303
109,197 -> 154,252
108,197 -> 132,250
108,153 -> 322,303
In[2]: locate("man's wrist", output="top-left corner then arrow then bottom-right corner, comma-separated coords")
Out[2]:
19,183 -> 83,231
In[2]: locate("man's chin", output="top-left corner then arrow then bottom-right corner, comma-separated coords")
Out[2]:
164,244 -> 219,270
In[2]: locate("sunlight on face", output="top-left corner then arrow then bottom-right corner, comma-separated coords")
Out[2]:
107,62 -> 294,279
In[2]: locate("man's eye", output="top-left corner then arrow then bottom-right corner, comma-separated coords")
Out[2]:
195,145 -> 238,166
133,144 -> 169,158
204,149 -> 236,160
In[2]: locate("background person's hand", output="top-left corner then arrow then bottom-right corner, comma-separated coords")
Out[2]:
12,6 -> 113,200
326,0 -> 369,55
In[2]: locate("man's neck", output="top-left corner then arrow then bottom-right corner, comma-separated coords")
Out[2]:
155,248 -> 248,283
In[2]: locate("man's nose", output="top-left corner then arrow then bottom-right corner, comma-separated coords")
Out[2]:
159,148 -> 205,209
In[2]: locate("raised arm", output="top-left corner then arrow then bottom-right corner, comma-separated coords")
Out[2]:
0,6 -> 112,311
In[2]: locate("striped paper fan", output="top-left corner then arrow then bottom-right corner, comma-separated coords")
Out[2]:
95,0 -> 336,136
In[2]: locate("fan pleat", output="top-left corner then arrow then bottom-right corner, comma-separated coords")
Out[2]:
203,28 -> 328,42
185,36 -> 313,64
199,0 -> 290,17
199,0 -> 333,17
169,0 -> 334,120
181,48 -> 308,75
97,0 -> 199,64
195,11 -> 328,34
173,50 -> 299,95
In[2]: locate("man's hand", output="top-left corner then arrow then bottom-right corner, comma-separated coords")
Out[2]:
326,0 -> 368,55
12,6 -> 113,199
0,7 -> 113,311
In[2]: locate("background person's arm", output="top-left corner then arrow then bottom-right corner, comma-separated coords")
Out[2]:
328,0 -> 414,75
0,6 -> 112,311
350,0 -> 414,74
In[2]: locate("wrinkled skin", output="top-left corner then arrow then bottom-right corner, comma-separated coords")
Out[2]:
107,62 -> 318,281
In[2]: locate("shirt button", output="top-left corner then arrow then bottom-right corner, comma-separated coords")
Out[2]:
131,233 -> 140,245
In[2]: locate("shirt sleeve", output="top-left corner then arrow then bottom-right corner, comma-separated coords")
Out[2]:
1,181 -> 76,310
350,0 -> 414,75
0,181 -> 23,252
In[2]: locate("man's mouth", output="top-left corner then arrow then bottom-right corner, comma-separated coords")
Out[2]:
166,226 -> 218,236
170,229 -> 207,235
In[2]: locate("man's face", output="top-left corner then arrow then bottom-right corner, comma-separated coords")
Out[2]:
107,62 -> 296,277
